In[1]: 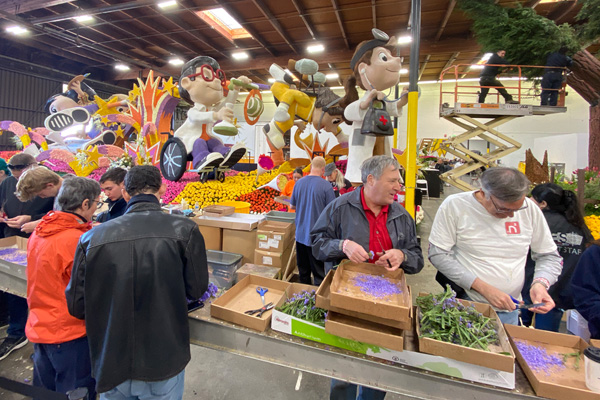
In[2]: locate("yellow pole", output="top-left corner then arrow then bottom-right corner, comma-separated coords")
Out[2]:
404,91 -> 419,218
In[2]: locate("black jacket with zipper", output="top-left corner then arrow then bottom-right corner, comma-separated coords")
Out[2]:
66,195 -> 208,393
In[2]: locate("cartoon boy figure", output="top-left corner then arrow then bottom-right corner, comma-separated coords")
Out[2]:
343,29 -> 409,184
176,56 -> 248,170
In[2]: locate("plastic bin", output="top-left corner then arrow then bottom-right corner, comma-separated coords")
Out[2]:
265,210 -> 296,224
218,201 -> 251,214
207,250 -> 243,289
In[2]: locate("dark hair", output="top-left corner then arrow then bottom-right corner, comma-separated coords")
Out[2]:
100,167 -> 127,185
178,56 -> 220,104
293,167 -> 303,175
315,87 -> 343,116
559,46 -> 569,55
124,165 -> 162,196
531,183 -> 587,231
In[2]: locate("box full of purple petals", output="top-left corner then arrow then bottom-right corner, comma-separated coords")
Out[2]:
0,236 -> 28,298
329,261 -> 411,322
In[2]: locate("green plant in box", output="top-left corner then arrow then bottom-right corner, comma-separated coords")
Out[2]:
276,290 -> 327,326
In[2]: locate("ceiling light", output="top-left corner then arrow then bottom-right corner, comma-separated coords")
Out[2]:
232,51 -> 249,60
157,0 -> 177,9
6,26 -> 27,35
115,64 -> 130,71
397,36 -> 412,44
326,73 -> 339,80
470,65 -> 484,70
399,69 -> 408,74
209,8 -> 242,29
75,15 -> 94,23
481,53 -> 493,62
307,44 -> 324,53
168,58 -> 184,66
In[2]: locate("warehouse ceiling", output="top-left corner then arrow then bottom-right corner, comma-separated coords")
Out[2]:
0,0 -> 597,89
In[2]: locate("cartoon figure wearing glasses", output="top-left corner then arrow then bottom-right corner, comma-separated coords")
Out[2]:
175,56 -> 249,171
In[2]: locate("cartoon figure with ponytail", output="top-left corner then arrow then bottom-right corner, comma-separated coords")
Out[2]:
343,29 -> 409,184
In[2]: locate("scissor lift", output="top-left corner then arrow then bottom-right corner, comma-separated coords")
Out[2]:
438,64 -> 568,191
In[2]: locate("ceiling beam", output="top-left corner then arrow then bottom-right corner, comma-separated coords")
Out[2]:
434,0 -> 456,42
291,0 -> 318,40
29,0 -> 158,25
215,2 -> 276,57
441,52 -> 460,76
250,0 -> 298,54
164,12 -> 227,58
0,0 -> 71,15
549,1 -> 578,24
330,0 -> 350,49
524,0 -> 542,9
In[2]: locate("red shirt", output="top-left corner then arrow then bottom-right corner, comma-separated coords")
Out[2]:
360,188 -> 393,263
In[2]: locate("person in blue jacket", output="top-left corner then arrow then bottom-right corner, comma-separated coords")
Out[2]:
572,241 -> 600,340
540,46 -> 572,106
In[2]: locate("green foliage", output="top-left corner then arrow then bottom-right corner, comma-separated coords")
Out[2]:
576,0 -> 600,44
458,0 -> 580,77
554,167 -> 600,215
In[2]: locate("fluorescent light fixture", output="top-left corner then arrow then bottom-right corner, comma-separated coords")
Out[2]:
232,51 -> 249,60
399,68 -> 408,74
397,35 -> 412,44
307,44 -> 324,53
326,73 -> 339,80
158,0 -> 177,9
115,64 -> 130,71
6,26 -> 27,35
75,15 -> 94,23
268,78 -> 276,83
481,53 -> 493,62
168,58 -> 184,66
470,65 -> 484,70
210,7 -> 242,29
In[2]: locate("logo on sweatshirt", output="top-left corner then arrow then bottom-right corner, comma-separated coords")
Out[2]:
505,221 -> 520,235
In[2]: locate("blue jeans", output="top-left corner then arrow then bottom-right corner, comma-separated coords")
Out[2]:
6,293 -> 27,338
33,336 -> 96,400
100,370 -> 185,400
330,379 -> 386,400
531,308 -> 563,332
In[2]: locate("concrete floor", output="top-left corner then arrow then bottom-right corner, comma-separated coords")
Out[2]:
0,187 -> 456,400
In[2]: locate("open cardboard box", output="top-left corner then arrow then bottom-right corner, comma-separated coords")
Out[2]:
505,324 -> 599,400
210,275 -> 290,332
416,294 -> 515,372
325,311 -> 404,352
202,205 -> 235,217
329,261 -> 411,322
316,270 -> 412,330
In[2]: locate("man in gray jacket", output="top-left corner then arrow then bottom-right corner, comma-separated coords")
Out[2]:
311,155 -> 423,400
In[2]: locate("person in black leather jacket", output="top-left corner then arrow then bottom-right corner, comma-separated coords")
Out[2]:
66,165 -> 208,397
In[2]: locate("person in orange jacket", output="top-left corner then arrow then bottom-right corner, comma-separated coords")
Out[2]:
279,167 -> 304,212
26,177 -> 101,399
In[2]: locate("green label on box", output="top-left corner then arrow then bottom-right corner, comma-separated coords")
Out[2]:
290,318 -> 381,354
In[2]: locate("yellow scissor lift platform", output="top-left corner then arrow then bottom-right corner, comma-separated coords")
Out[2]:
438,64 -> 568,191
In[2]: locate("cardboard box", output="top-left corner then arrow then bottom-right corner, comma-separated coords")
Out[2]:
254,241 -> 294,270
330,261 -> 411,322
0,236 -> 28,298
271,301 -> 514,389
235,263 -> 281,282
591,339 -> 600,348
198,226 -> 222,251
316,270 -> 412,330
325,312 -> 404,352
222,229 -> 257,265
256,220 -> 294,252
203,205 -> 235,217
192,213 -> 265,231
416,297 -> 515,373
210,275 -> 290,332
506,324 -> 597,400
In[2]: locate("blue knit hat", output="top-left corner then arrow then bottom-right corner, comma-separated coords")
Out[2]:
0,158 -> 10,176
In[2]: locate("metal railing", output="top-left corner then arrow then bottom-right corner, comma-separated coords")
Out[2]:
439,64 -> 568,107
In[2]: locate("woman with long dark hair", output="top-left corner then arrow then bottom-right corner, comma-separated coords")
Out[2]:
521,183 -> 592,331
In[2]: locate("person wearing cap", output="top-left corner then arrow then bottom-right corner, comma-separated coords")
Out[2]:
342,29 -> 409,185
324,163 -> 352,198
0,153 -> 54,362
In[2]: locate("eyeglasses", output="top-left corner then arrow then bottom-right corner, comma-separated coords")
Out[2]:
187,65 -> 227,89
7,164 -> 32,170
489,195 -> 528,214
93,200 -> 104,207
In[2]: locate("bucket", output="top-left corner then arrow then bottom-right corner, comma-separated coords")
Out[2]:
218,201 -> 251,214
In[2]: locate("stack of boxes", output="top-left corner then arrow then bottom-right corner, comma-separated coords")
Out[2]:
254,220 -> 296,272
